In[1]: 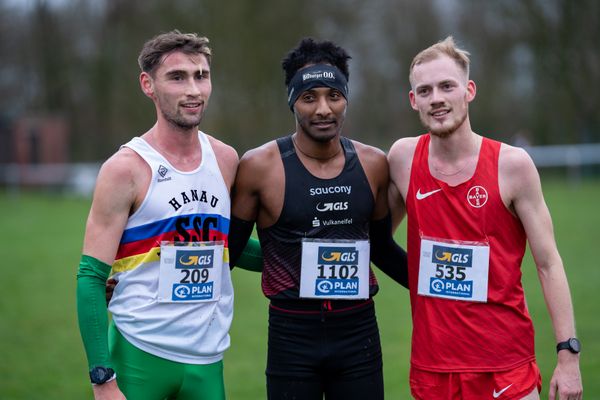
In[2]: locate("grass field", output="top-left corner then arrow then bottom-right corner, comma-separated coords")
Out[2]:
0,177 -> 598,399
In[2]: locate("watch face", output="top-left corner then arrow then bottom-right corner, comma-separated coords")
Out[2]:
569,338 -> 581,352
90,366 -> 112,384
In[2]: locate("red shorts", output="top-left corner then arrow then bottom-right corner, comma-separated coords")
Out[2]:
410,361 -> 542,400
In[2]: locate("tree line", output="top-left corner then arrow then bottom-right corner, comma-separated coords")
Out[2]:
0,0 -> 598,162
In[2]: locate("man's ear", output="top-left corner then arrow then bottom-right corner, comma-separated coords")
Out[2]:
409,90 -> 418,111
140,72 -> 155,99
466,80 -> 476,103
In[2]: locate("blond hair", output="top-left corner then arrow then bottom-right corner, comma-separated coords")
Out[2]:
409,36 -> 470,83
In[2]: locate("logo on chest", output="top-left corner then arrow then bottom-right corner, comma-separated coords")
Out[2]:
467,185 -> 488,208
316,201 -> 349,212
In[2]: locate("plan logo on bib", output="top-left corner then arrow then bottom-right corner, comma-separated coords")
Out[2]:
467,185 -> 488,208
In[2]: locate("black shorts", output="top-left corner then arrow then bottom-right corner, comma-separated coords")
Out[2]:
266,298 -> 383,400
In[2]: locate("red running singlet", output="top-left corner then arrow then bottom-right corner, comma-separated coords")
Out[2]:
405,134 -> 535,372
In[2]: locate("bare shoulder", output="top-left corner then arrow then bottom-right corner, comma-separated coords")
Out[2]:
235,140 -> 282,199
388,136 -> 420,180
388,136 -> 420,164
206,134 -> 239,169
239,140 -> 280,170
206,134 -> 239,190
386,136 -> 420,200
498,143 -> 538,182
98,147 -> 146,188
352,140 -> 387,163
498,143 -> 541,203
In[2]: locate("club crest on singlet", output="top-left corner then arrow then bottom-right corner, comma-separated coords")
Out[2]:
467,185 -> 488,208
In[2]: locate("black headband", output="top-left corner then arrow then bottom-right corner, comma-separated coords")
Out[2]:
286,64 -> 349,111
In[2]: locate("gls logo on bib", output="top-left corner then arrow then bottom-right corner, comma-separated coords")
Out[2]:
319,247 -> 358,264
432,245 -> 472,267
176,249 -> 214,269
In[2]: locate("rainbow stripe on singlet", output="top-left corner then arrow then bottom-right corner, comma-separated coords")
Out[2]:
112,213 -> 230,274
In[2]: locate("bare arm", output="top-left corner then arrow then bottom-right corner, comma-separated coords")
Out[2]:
500,145 -> 582,400
354,142 -> 390,220
387,137 -> 418,232
83,151 -> 141,261
80,150 -> 144,400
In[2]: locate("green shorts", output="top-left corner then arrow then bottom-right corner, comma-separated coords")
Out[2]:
108,323 -> 226,400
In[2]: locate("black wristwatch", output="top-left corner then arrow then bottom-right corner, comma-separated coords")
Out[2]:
556,337 -> 581,354
89,366 -> 116,384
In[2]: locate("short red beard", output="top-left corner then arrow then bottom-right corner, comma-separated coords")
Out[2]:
422,108 -> 467,138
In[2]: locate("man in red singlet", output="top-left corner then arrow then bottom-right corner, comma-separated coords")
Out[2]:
387,36 -> 582,400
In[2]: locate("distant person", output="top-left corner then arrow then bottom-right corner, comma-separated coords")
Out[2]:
76,30 -> 258,400
229,37 -> 408,400
387,36 -> 582,400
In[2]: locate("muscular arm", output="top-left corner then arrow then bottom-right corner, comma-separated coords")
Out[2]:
500,145 -> 582,400
229,143 -> 280,266
77,151 -> 141,399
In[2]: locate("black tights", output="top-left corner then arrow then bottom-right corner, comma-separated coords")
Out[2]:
266,300 -> 384,400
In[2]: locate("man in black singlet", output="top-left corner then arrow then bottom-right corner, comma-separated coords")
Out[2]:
229,37 -> 408,400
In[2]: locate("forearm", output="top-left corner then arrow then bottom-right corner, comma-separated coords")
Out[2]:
76,255 -> 113,369
228,215 -> 261,271
537,261 -> 577,342
370,214 -> 409,289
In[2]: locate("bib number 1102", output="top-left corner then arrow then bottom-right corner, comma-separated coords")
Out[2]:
317,264 -> 358,279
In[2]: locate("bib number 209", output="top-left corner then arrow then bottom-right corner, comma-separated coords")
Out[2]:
180,268 -> 210,284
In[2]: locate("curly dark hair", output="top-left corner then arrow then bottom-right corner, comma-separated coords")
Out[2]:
281,37 -> 351,86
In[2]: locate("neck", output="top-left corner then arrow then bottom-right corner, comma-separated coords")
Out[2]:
143,123 -> 201,168
292,133 -> 343,162
428,131 -> 480,181
429,127 -> 477,160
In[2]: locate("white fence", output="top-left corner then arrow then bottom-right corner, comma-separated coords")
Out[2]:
524,143 -> 600,167
1,143 -> 599,196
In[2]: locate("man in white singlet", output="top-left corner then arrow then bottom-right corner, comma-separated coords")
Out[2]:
76,30 -> 240,400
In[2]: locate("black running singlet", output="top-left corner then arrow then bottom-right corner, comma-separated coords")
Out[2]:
258,135 -> 379,299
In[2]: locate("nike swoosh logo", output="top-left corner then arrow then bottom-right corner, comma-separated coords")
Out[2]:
493,384 -> 513,398
416,188 -> 442,200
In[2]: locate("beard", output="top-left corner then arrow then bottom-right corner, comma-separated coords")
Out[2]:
156,92 -> 205,130
421,106 -> 468,138
161,108 -> 203,130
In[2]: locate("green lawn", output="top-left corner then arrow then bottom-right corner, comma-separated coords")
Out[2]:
0,177 -> 597,399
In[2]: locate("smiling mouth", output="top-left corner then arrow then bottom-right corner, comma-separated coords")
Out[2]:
430,109 -> 450,117
181,102 -> 202,109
